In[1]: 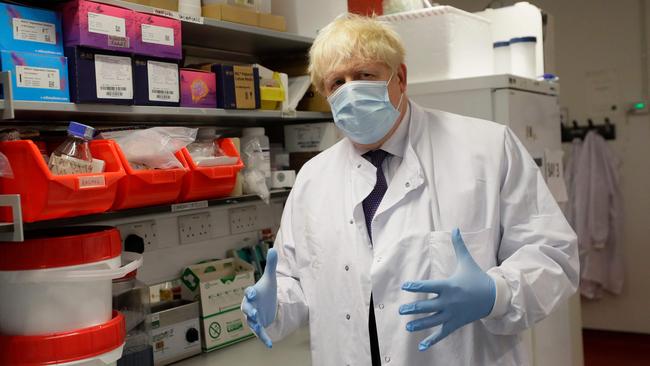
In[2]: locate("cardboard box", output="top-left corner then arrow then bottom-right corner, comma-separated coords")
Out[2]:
66,46 -> 133,104
150,0 -> 178,11
203,64 -> 260,109
134,12 -> 182,60
297,84 -> 330,112
61,0 -> 135,52
0,50 -> 69,102
201,4 -> 223,20
220,4 -> 258,27
180,258 -> 255,352
258,13 -> 287,32
180,69 -> 217,108
284,122 -> 343,153
0,3 -> 64,55
133,56 -> 180,107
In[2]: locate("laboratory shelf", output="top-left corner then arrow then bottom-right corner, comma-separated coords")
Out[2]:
21,189 -> 291,232
0,99 -> 332,126
92,0 -> 315,58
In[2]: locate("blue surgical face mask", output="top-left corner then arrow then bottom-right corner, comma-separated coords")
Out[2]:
327,74 -> 404,145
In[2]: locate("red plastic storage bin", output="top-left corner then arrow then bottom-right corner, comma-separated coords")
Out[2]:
0,140 -> 125,223
108,140 -> 187,210
177,138 -> 244,202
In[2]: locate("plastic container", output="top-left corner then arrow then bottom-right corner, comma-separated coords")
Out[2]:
493,41 -> 511,74
113,271 -> 151,358
0,139 -> 125,222
109,139 -> 186,211
379,6 -> 493,82
177,138 -> 244,202
0,226 -> 142,335
510,36 -> 537,79
241,127 -> 271,180
49,122 -> 95,175
0,311 -> 125,366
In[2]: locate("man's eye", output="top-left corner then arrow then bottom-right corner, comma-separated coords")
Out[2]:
330,80 -> 345,91
361,73 -> 374,79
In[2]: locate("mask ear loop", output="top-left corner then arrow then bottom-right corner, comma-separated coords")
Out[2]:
387,72 -> 405,111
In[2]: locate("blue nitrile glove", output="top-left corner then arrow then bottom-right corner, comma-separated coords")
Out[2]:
399,228 -> 496,351
241,248 -> 278,348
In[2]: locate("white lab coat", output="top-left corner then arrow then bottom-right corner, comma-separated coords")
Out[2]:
565,131 -> 624,299
266,102 -> 579,365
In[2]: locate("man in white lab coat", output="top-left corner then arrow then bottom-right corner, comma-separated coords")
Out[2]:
241,14 -> 579,366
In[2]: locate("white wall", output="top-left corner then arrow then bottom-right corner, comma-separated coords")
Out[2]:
439,0 -> 650,334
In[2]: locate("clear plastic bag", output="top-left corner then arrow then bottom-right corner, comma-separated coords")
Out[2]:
101,127 -> 197,169
242,138 -> 270,204
0,152 -> 14,179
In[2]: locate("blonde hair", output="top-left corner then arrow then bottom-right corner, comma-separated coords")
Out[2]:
308,14 -> 406,94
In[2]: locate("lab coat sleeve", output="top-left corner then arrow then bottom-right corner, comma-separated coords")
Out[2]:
264,189 -> 310,341
481,128 -> 580,335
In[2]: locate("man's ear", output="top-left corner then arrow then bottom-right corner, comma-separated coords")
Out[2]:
398,63 -> 408,93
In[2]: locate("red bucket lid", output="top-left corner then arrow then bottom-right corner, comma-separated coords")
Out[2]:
0,226 -> 122,271
0,311 -> 125,366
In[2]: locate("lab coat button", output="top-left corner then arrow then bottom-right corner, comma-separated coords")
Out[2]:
345,265 -> 350,271
357,164 -> 362,168
346,314 -> 351,320
405,182 -> 410,188
376,257 -> 382,263
349,219 -> 354,224
385,356 -> 391,363
378,303 -> 384,310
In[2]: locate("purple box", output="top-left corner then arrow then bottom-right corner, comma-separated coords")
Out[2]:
66,46 -> 134,105
133,56 -> 180,107
180,69 -> 217,108
61,0 -> 135,53
134,12 -> 182,60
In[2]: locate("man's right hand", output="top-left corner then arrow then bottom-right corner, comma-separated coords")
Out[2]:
241,248 -> 278,348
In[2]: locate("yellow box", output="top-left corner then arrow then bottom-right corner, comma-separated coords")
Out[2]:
258,13 -> 287,32
201,4 -> 222,20
149,0 -> 178,11
260,86 -> 285,110
221,4 -> 259,27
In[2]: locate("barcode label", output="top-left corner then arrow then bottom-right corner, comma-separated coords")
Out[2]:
95,54 -> 133,99
141,24 -> 175,47
16,66 -> 60,90
88,12 -> 126,37
12,18 -> 56,45
147,61 -> 179,102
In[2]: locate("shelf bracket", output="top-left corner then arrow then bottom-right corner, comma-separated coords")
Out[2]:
0,194 -> 23,242
1,71 -> 15,120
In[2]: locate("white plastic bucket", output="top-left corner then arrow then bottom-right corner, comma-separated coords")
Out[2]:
59,344 -> 124,366
510,36 -> 537,79
493,41 -> 511,74
0,252 -> 142,335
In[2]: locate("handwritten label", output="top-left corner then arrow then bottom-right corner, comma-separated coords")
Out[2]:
78,175 -> 106,189
178,13 -> 204,24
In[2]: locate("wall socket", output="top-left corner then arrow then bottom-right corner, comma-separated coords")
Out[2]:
229,206 -> 259,234
117,220 -> 157,253
178,212 -> 212,245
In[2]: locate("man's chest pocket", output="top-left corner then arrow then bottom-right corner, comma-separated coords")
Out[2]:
428,228 -> 497,278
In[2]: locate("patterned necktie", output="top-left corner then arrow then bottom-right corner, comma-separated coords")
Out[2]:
362,149 -> 390,243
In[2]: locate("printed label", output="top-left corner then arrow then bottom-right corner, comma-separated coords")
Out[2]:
16,66 -> 60,90
141,24 -> 175,46
12,18 -> 56,45
171,201 -> 208,212
49,155 -> 92,175
152,8 -> 180,20
107,35 -> 129,48
147,61 -> 179,102
95,54 -> 133,99
88,12 -> 126,37
78,175 -> 106,189
151,318 -> 201,364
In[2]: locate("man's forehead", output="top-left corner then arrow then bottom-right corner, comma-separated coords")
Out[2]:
325,60 -> 389,77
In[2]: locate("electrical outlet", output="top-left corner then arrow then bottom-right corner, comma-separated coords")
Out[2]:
178,212 -> 212,245
117,220 -> 157,253
229,205 -> 259,234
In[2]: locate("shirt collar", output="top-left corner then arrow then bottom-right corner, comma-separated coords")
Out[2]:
354,103 -> 411,158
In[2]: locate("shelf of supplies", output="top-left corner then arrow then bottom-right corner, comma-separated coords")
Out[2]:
22,189 -> 291,232
93,0 -> 314,57
0,99 -> 331,125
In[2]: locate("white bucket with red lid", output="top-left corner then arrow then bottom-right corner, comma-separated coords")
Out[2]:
0,310 -> 125,365
0,226 -> 142,335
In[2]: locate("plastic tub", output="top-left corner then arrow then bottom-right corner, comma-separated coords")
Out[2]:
493,41 -> 511,74
0,311 -> 125,366
0,226 -> 142,335
107,139 -> 187,210
510,36 -> 537,79
0,139 -> 125,222
177,138 -> 244,202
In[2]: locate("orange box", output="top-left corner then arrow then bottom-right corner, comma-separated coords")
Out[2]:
0,140 -> 125,222
176,138 -> 244,202
109,140 -> 187,211
201,4 -> 222,20
297,84 -> 331,112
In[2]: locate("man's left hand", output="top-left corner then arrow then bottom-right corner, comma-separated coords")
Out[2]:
399,228 -> 496,351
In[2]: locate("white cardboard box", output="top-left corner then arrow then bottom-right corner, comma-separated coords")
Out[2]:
180,257 -> 255,352
284,122 -> 343,153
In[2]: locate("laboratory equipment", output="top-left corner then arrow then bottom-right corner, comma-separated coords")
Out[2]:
510,36 -> 537,79
113,271 -> 152,361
